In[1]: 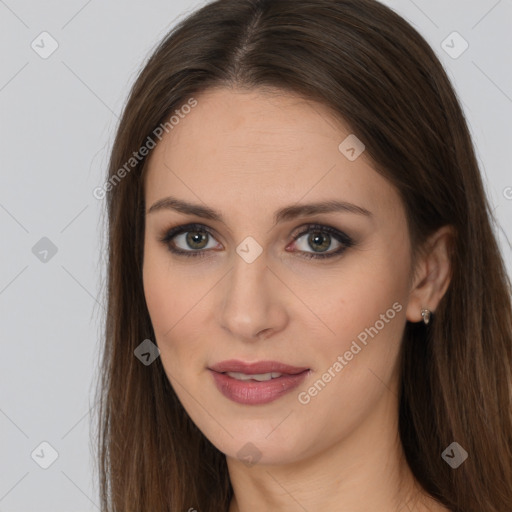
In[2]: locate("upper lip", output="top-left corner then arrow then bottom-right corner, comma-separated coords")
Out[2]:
209,359 -> 309,375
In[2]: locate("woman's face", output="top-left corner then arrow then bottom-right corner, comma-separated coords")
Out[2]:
143,87 -> 414,465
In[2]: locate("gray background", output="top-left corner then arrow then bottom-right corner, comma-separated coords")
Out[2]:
1,0 -> 511,510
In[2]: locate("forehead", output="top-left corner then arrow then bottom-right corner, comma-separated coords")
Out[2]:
144,87 -> 403,225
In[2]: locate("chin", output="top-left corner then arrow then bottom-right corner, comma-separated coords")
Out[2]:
201,423 -> 310,467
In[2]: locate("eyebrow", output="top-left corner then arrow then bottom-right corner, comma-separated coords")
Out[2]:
147,196 -> 373,225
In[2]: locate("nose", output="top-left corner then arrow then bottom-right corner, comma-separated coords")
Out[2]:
217,250 -> 289,342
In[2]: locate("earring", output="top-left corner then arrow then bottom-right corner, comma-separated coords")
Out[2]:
421,308 -> 431,325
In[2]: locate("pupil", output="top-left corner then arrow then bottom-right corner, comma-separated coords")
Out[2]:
187,231 -> 207,249
309,232 -> 330,252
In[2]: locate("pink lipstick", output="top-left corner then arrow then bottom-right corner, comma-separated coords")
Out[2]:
208,360 -> 310,405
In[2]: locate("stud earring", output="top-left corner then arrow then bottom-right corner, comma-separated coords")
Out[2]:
421,308 -> 431,325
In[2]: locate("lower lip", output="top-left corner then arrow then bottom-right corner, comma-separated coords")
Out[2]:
209,369 -> 309,405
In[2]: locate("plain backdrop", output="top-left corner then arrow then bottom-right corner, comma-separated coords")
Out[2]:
1,0 -> 511,510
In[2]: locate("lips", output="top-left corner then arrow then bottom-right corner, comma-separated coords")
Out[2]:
208,359 -> 309,375
208,359 -> 310,405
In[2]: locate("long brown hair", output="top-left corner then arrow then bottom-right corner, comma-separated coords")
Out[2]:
93,0 -> 512,510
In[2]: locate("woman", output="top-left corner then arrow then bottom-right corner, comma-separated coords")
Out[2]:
94,0 -> 512,511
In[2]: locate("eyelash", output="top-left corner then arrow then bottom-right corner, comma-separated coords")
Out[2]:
158,222 -> 354,260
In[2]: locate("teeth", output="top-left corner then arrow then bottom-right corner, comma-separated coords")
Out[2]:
225,371 -> 283,381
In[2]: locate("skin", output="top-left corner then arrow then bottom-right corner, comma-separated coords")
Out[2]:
142,87 -> 453,512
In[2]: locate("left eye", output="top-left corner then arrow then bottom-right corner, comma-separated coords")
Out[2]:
289,225 -> 353,259
294,230 -> 339,253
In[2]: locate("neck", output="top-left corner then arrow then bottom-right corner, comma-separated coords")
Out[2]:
226,389 -> 447,512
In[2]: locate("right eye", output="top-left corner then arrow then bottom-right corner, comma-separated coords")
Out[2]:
159,223 -> 222,258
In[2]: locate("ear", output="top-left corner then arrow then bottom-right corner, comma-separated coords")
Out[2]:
406,225 -> 455,323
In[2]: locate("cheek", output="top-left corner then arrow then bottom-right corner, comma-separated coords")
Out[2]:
142,247 -> 213,371
292,255 -> 409,443
143,239 -> 196,327
143,250 -> 173,332
307,237 -> 410,368
143,247 -> 183,348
